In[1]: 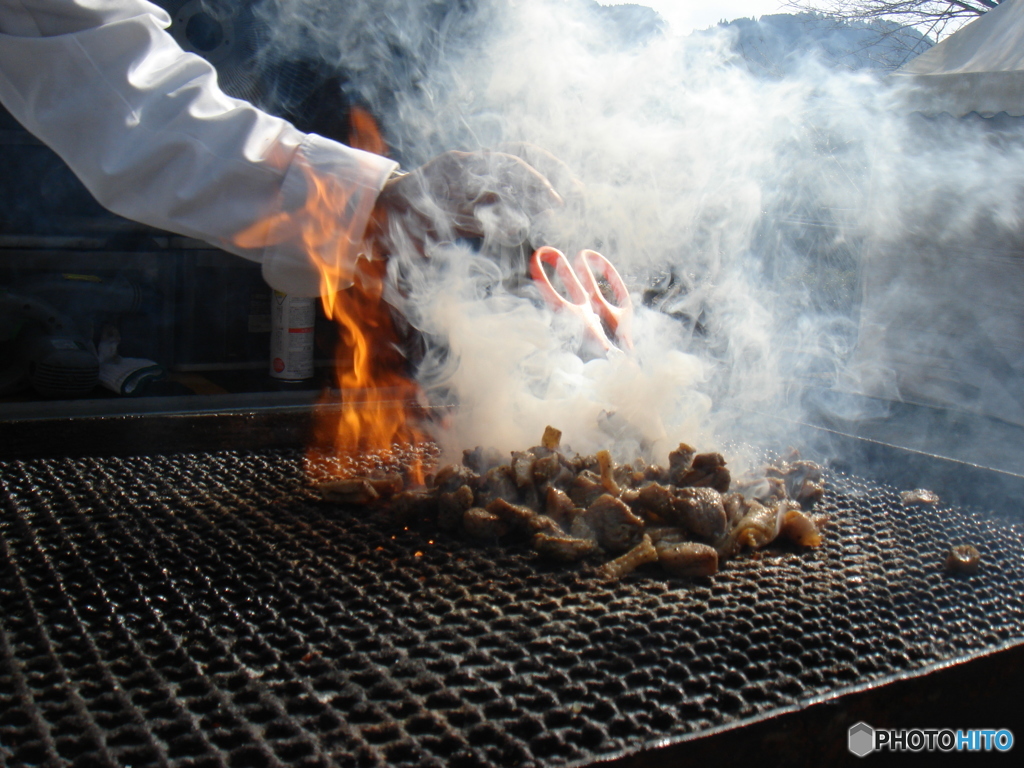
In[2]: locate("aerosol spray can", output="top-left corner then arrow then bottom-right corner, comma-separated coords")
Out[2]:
270,291 -> 315,381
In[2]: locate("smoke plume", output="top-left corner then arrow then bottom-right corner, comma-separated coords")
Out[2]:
256,0 -> 1024,462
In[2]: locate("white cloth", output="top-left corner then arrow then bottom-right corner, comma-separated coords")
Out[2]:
0,0 -> 398,295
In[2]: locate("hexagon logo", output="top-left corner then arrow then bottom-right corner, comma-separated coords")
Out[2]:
849,722 -> 875,757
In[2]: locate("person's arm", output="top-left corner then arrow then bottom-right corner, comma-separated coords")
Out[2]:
0,0 -> 397,296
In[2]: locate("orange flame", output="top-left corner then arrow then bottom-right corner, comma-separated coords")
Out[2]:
349,106 -> 388,157
236,108 -> 427,482
317,255 -> 427,475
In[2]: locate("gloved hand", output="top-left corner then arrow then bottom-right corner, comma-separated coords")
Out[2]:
367,149 -> 565,258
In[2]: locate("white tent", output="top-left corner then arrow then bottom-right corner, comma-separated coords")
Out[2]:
846,1 -> 1024,428
892,0 -> 1024,116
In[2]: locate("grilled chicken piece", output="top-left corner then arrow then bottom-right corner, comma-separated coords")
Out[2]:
794,480 -> 825,506
722,492 -> 746,526
783,460 -> 824,506
569,471 -> 607,509
692,452 -> 726,472
532,453 -> 563,484
666,442 -> 696,484
433,464 -> 478,494
635,482 -> 674,520
670,487 -> 727,540
584,494 -> 644,553
598,534 -> 658,580
945,544 -> 981,574
476,465 -> 519,507
613,463 -> 645,490
720,499 -> 779,557
644,526 -> 689,544
764,458 -> 825,507
676,452 -> 730,492
318,477 -> 380,505
656,540 -> 719,577
319,475 -> 404,505
596,450 -> 621,496
485,497 -> 536,530
777,507 -> 822,547
541,425 -> 562,451
463,445 -> 505,474
511,451 -> 536,488
535,459 -> 576,497
438,485 -> 475,532
696,467 -> 732,493
544,486 -> 578,531
533,531 -> 599,562
321,425 -> 827,583
901,488 -> 939,505
463,507 -> 508,539
483,497 -> 560,535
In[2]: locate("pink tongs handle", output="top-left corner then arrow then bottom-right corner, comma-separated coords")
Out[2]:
530,246 -> 589,308
530,246 -> 613,353
573,249 -> 633,350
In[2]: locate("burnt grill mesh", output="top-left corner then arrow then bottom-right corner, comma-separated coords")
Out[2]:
2,448 -> 1024,767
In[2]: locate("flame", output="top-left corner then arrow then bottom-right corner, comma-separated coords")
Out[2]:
316,255 -> 427,479
236,108 -> 427,482
348,106 -> 388,157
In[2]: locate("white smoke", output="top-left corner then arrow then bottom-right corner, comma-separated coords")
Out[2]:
257,0 -> 1024,460
385,241 -> 711,460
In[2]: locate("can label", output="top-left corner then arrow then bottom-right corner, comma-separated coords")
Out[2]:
270,291 -> 315,380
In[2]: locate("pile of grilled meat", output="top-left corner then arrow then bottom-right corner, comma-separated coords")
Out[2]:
319,427 -> 826,581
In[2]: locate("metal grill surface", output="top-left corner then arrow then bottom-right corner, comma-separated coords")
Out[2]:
2,448 -> 1024,768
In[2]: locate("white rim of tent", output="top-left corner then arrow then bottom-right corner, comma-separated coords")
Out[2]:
891,0 -> 1024,117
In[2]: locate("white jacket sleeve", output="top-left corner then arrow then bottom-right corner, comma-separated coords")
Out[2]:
0,0 -> 398,296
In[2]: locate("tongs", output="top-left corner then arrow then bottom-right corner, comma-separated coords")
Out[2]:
529,246 -> 633,354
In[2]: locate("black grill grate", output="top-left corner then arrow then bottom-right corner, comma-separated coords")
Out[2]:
2,448 -> 1024,767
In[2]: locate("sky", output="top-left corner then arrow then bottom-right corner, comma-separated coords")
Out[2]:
615,1 -> 790,34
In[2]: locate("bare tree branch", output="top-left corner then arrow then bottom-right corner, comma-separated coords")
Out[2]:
779,0 -> 1000,69
783,0 -> 1001,39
